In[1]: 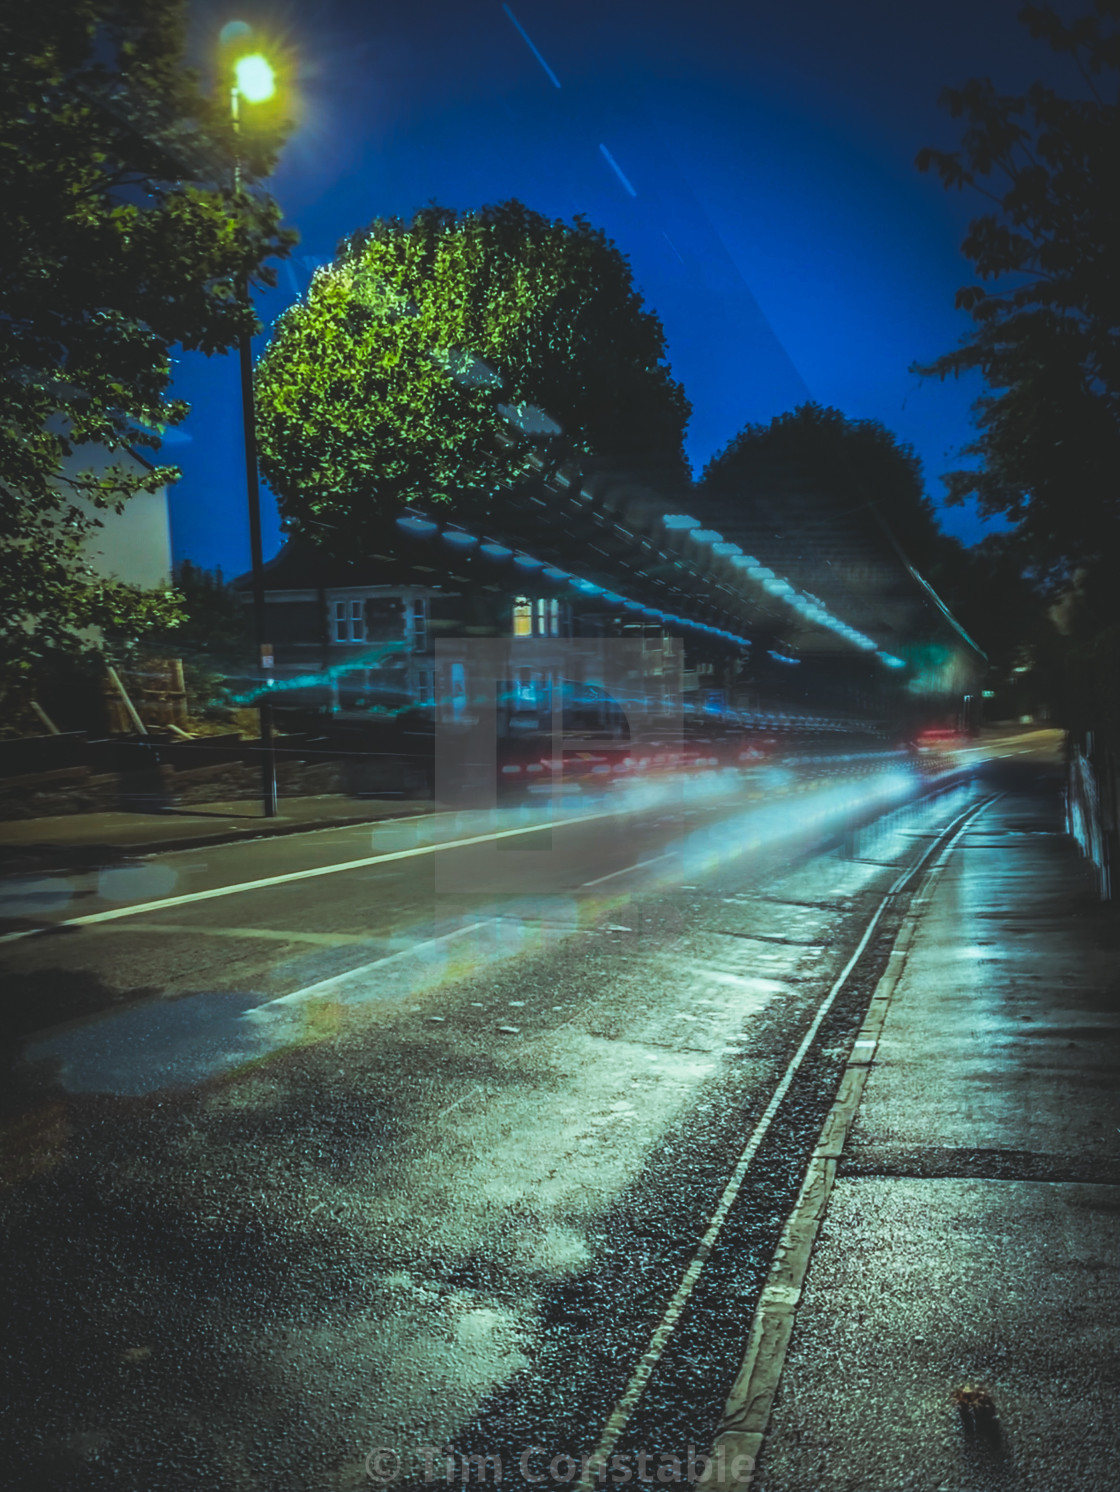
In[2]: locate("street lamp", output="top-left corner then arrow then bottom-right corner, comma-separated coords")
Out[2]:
234,53 -> 276,105
229,45 -> 278,817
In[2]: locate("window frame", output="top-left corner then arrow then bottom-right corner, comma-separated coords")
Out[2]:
332,596 -> 367,644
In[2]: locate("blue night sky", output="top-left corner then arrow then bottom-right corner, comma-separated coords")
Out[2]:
170,0 -> 1083,576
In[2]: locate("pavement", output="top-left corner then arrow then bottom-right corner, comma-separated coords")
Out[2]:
715,762 -> 1120,1489
0,793 -> 434,872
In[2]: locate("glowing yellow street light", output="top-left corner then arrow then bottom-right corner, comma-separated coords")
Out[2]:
233,52 -> 276,105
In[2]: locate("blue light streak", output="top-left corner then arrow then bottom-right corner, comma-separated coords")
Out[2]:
391,509 -> 915,665
501,4 -> 562,89
599,144 -> 638,198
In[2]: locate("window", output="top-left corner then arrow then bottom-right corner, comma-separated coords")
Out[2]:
333,597 -> 366,643
410,597 -> 428,652
513,597 -> 532,638
516,597 -> 562,638
415,668 -> 435,705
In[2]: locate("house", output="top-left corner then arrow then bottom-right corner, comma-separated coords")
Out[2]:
251,540 -> 445,710
238,440 -> 982,745
237,536 -> 692,733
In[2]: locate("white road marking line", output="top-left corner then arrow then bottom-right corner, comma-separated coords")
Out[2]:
84,922 -> 373,947
252,921 -> 493,1008
580,851 -> 675,887
0,808 -> 625,946
576,792 -> 1000,1489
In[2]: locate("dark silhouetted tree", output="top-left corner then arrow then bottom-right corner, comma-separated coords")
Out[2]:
913,1 -> 1120,580
701,403 -> 954,580
143,562 -> 254,718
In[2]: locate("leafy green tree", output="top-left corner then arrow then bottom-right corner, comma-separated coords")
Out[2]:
913,1 -> 1120,579
700,403 -> 954,580
255,200 -> 691,552
0,0 -> 295,707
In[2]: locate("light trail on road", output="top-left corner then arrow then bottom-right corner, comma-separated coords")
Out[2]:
0,764 -> 916,947
13,765 -> 926,1092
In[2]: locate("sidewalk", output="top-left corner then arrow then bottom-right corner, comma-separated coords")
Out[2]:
721,767 -> 1120,1491
0,794 -> 434,873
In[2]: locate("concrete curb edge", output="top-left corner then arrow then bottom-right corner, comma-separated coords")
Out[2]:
698,854 -> 952,1490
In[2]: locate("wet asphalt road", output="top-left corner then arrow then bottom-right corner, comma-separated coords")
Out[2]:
0,761 -> 915,1048
0,744 -> 1054,1492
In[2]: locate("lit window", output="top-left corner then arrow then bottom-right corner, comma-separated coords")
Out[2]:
549,598 -> 560,636
513,597 -> 532,638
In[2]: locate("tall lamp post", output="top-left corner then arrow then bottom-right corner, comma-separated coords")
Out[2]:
230,51 -> 279,817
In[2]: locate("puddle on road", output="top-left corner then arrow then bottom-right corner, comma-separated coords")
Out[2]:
22,991 -> 275,1097
0,877 -> 81,920
20,919 -> 568,1098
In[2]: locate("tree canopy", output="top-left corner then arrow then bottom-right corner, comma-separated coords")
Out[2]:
913,1 -> 1120,578
700,403 -> 952,578
255,200 -> 691,553
0,0 -> 295,705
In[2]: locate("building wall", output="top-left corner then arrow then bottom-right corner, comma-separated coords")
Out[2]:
61,445 -> 172,591
263,583 -> 446,708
